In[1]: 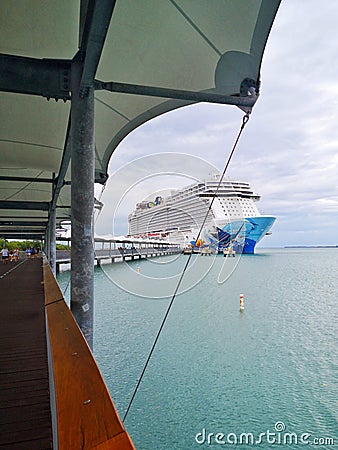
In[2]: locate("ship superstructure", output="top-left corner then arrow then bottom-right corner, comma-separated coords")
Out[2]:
128,176 -> 275,253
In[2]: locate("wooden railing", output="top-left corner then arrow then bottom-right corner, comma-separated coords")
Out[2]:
43,258 -> 135,449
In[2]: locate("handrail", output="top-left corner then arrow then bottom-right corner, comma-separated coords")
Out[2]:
43,257 -> 135,449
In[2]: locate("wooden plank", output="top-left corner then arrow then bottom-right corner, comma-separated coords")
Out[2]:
43,258 -> 64,305
92,432 -> 137,450
0,258 -> 53,449
43,261 -> 135,450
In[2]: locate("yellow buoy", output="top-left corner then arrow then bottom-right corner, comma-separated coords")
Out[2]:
239,294 -> 244,311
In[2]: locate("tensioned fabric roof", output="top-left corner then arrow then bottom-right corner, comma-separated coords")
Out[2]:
0,0 -> 281,240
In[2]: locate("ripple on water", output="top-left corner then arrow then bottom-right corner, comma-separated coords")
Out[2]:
57,248 -> 338,449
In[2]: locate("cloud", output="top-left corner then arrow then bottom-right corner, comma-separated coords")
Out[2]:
96,1 -> 338,247
96,153 -> 221,235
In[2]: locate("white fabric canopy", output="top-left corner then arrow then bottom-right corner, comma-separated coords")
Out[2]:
0,0 -> 281,239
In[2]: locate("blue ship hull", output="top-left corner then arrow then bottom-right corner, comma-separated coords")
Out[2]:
218,216 -> 276,254
188,216 -> 275,254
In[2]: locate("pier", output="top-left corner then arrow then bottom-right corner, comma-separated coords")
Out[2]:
0,256 -> 135,449
0,1 -> 280,447
56,237 -> 181,272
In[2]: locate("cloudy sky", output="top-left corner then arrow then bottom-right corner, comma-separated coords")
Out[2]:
95,1 -> 338,248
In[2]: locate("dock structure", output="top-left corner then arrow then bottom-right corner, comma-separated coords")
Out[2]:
0,259 -> 53,449
55,237 -> 181,272
0,1 -> 281,448
0,1 -> 280,343
0,256 -> 135,449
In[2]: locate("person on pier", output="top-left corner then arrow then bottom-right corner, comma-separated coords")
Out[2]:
1,246 -> 9,264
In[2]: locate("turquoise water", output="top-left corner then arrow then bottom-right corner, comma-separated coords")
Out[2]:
57,248 -> 337,449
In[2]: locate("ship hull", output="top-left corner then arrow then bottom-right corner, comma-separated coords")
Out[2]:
218,216 -> 276,254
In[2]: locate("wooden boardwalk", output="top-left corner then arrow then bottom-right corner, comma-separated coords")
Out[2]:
0,258 -> 53,449
0,258 -> 135,450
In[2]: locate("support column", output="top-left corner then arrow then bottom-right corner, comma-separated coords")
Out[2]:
45,226 -> 50,260
70,55 -> 95,350
49,207 -> 56,274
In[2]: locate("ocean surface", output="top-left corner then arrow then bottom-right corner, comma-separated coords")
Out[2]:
57,248 -> 337,449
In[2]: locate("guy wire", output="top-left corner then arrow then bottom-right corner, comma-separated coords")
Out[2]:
123,112 -> 250,423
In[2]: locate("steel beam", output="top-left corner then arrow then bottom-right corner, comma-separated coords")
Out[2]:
79,0 -> 117,95
0,221 -> 46,227
45,225 -> 50,262
0,215 -> 48,219
0,201 -> 50,210
0,233 -> 44,240
70,55 -> 95,349
49,208 -> 56,274
0,228 -> 44,233
0,54 -> 71,101
95,80 -> 257,108
51,119 -> 72,211
0,176 -> 53,183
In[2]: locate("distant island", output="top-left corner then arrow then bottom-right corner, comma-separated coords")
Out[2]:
284,245 -> 338,248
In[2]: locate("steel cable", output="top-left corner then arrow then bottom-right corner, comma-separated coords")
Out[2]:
123,112 -> 250,422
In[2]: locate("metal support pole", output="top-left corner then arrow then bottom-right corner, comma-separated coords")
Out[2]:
42,233 -> 46,257
70,56 -> 95,350
49,207 -> 56,274
45,224 -> 50,261
44,229 -> 47,258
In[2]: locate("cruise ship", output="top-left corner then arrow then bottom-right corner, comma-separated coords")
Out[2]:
128,175 -> 275,254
